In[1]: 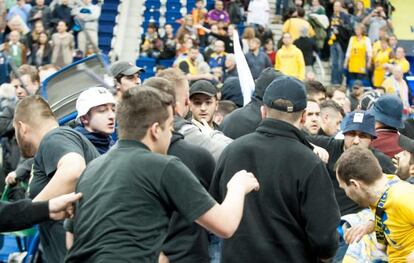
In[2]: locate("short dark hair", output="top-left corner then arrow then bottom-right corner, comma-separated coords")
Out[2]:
117,86 -> 174,140
296,6 -> 305,17
217,100 -> 237,116
305,80 -> 326,95
143,77 -> 177,107
320,99 -> 345,117
14,95 -> 56,127
336,146 -> 382,185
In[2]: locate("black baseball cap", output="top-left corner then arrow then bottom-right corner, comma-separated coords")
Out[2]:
263,76 -> 307,112
190,80 -> 217,98
110,61 -> 144,77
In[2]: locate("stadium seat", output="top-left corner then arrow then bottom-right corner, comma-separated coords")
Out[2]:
136,57 -> 157,74
165,11 -> 182,23
145,0 -> 161,11
166,2 -> 182,12
144,10 -> 161,21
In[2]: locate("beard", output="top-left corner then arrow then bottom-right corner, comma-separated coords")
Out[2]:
16,130 -> 36,158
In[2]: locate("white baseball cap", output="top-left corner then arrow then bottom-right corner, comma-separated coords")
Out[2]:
76,87 -> 116,119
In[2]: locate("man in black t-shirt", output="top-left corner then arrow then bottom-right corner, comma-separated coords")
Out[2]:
13,96 -> 99,263
65,86 -> 259,262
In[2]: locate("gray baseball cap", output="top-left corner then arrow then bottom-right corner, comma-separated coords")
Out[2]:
110,61 -> 144,77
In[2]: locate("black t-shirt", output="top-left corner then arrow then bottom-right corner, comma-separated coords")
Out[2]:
309,135 -> 395,215
65,140 -> 216,262
29,127 -> 99,199
29,126 -> 99,263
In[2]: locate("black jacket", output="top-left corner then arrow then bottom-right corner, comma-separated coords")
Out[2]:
210,119 -> 340,263
294,37 -> 317,66
0,199 -> 49,232
220,97 -> 262,139
162,132 -> 216,263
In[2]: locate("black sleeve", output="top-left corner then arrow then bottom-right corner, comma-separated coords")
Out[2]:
0,200 -> 49,232
161,158 -> 216,223
372,149 -> 396,174
299,163 -> 340,259
178,61 -> 190,74
39,132 -> 85,177
15,158 -> 34,181
194,148 -> 216,190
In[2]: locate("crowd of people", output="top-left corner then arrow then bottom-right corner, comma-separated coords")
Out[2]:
0,0 -> 414,262
0,0 -> 101,72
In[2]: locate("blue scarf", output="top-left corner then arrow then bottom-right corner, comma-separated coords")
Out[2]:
74,125 -> 113,154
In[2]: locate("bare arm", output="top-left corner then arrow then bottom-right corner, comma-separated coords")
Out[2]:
33,153 -> 86,201
196,170 -> 259,238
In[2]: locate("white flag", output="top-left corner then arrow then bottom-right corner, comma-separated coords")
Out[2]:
233,29 -> 255,106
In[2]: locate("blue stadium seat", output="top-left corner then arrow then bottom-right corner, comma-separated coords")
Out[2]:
166,2 -> 182,12
102,3 -> 118,11
186,1 -> 196,12
144,10 -> 161,21
100,13 -> 117,22
165,11 -> 182,23
136,57 -> 156,74
145,0 -> 161,10
159,59 -> 175,68
140,71 -> 156,81
99,24 -> 113,34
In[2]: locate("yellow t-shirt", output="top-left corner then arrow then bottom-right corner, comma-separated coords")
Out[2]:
347,36 -> 368,74
389,58 -> 410,74
275,44 -> 305,80
282,18 -> 315,41
378,181 -> 414,262
359,0 -> 371,9
373,47 -> 391,87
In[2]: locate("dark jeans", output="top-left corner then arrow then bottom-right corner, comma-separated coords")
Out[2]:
276,0 -> 290,15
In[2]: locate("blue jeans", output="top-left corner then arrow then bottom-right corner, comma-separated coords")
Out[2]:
208,234 -> 222,263
330,42 -> 345,85
333,237 -> 349,263
276,0 -> 289,15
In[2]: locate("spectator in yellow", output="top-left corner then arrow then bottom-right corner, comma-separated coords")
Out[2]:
344,23 -> 372,82
275,32 -> 305,80
282,6 -> 315,42
372,26 -> 388,56
382,65 -> 410,110
372,37 -> 391,88
387,47 -> 410,75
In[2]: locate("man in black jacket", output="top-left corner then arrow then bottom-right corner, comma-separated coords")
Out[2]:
0,192 -> 82,232
220,68 -> 283,139
210,76 -> 340,262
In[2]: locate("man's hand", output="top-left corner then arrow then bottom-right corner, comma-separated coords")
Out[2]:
192,119 -> 214,135
344,220 -> 375,244
227,170 -> 260,194
5,171 -> 17,185
311,144 -> 329,164
48,192 -> 83,220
